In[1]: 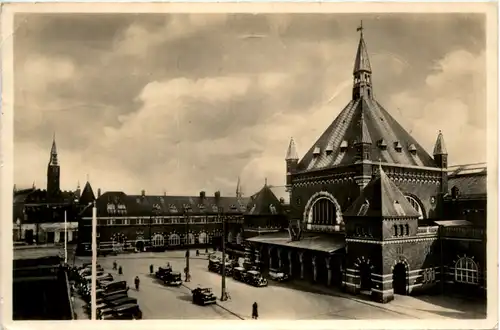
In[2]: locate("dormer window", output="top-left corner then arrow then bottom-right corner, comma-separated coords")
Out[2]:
198,204 -> 205,210
269,204 -> 277,214
160,197 -> 164,203
136,198 -> 141,204
325,143 -> 334,154
313,146 -> 321,156
212,204 -> 219,213
230,204 -> 237,210
394,141 -> 402,152
393,200 -> 405,216
451,186 -> 460,199
408,143 -> 417,155
340,140 -> 348,152
378,139 -> 387,150
169,204 -> 178,213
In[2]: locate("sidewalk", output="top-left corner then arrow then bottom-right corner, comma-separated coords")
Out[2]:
286,280 -> 486,319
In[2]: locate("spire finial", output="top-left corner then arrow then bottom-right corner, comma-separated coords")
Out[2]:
357,20 -> 364,36
86,174 -> 90,182
265,177 -> 268,186
53,131 -> 56,142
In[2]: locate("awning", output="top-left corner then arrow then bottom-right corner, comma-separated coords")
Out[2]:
247,232 -> 345,254
434,220 -> 473,227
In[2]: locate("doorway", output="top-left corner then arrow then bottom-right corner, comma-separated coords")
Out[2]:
136,240 -> 144,252
359,263 -> 372,292
47,231 -> 55,244
25,230 -> 34,244
59,232 -> 65,243
393,263 -> 407,295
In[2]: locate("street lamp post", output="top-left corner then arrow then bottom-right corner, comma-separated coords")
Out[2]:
220,206 -> 228,301
185,210 -> 191,282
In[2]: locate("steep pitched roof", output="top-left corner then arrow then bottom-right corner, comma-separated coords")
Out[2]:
433,130 -> 447,155
49,134 -> 58,166
79,181 -> 96,204
446,163 -> 487,199
344,166 -> 421,218
80,191 -> 250,217
246,184 -> 286,216
297,97 -> 436,172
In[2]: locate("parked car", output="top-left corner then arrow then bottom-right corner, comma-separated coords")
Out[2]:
107,297 -> 138,308
191,287 -> 217,306
101,280 -> 129,293
163,271 -> 182,286
232,267 -> 247,282
98,303 -> 142,320
246,270 -> 268,287
208,259 -> 220,273
268,268 -> 289,282
155,266 -> 172,280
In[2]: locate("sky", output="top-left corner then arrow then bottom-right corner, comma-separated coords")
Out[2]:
13,13 -> 487,197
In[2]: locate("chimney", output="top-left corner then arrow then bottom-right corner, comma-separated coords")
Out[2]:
141,189 -> 146,197
215,191 -> 221,199
200,191 -> 206,199
97,188 -> 101,198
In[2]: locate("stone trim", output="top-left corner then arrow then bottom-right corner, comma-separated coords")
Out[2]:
346,237 -> 438,244
442,237 -> 483,242
371,287 -> 394,294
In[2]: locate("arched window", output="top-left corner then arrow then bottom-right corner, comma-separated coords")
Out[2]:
311,198 -> 337,225
399,225 -> 404,236
227,232 -> 233,243
152,234 -> 164,247
405,196 -> 424,219
405,224 -> 409,236
393,225 -> 398,236
236,233 -> 242,245
455,257 -> 479,284
198,232 -> 208,244
169,234 -> 180,246
186,233 -> 195,245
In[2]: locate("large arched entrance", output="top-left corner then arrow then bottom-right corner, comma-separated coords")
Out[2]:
136,240 -> 145,252
393,263 -> 408,295
359,263 -> 373,292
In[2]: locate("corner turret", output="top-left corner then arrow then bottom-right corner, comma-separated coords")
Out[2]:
433,130 -> 448,168
285,137 -> 299,192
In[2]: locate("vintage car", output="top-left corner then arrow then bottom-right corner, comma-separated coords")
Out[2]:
163,271 -> 183,286
101,280 -> 129,293
232,267 -> 247,282
155,266 -> 173,280
98,303 -> 142,320
107,296 -> 138,308
208,259 -> 221,272
245,270 -> 268,287
268,269 -> 289,282
191,287 -> 217,306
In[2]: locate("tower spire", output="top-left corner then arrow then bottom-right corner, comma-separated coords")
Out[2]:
285,137 -> 299,160
352,21 -> 373,100
49,133 -> 58,166
236,176 -> 243,198
433,130 -> 447,155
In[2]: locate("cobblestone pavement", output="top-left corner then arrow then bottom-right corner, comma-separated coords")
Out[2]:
90,250 -> 485,320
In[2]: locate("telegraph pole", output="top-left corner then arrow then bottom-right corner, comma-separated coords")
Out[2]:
220,207 -> 227,301
185,211 -> 190,282
91,201 -> 97,320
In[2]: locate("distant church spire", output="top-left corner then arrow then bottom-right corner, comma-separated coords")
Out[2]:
433,130 -> 447,155
49,132 -> 58,166
352,21 -> 373,100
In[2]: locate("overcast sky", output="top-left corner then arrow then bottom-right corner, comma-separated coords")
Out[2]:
13,13 -> 486,197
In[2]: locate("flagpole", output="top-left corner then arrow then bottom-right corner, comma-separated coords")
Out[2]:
64,210 -> 68,264
91,202 -> 97,320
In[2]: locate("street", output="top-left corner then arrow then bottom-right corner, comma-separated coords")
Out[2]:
92,250 -> 486,320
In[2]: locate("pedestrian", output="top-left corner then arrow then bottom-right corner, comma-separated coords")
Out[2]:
134,276 -> 140,291
118,265 -> 123,275
149,264 -> 154,274
196,249 -> 200,256
205,248 -> 208,254
112,260 -> 117,270
252,302 -> 259,319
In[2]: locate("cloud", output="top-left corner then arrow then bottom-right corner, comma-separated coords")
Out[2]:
13,14 -> 487,197
388,49 -> 486,165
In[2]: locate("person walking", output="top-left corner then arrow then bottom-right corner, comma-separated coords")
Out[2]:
112,260 -> 117,270
149,264 -> 154,275
252,302 -> 259,319
118,265 -> 123,275
134,276 -> 140,291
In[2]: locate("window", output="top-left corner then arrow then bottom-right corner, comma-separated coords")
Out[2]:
187,233 -> 195,245
405,224 -> 409,236
107,219 -> 115,225
169,234 -> 180,246
152,234 -> 164,247
198,232 -> 208,244
399,225 -> 404,236
122,219 -> 130,225
227,232 -> 233,243
423,268 -> 435,283
311,198 -> 337,225
405,196 -> 424,220
136,219 -> 144,225
236,233 -> 242,245
154,218 -> 163,225
393,225 -> 398,236
455,257 -> 479,284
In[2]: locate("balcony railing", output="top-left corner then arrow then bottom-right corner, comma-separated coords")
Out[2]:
441,226 -> 485,240
416,226 -> 439,236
